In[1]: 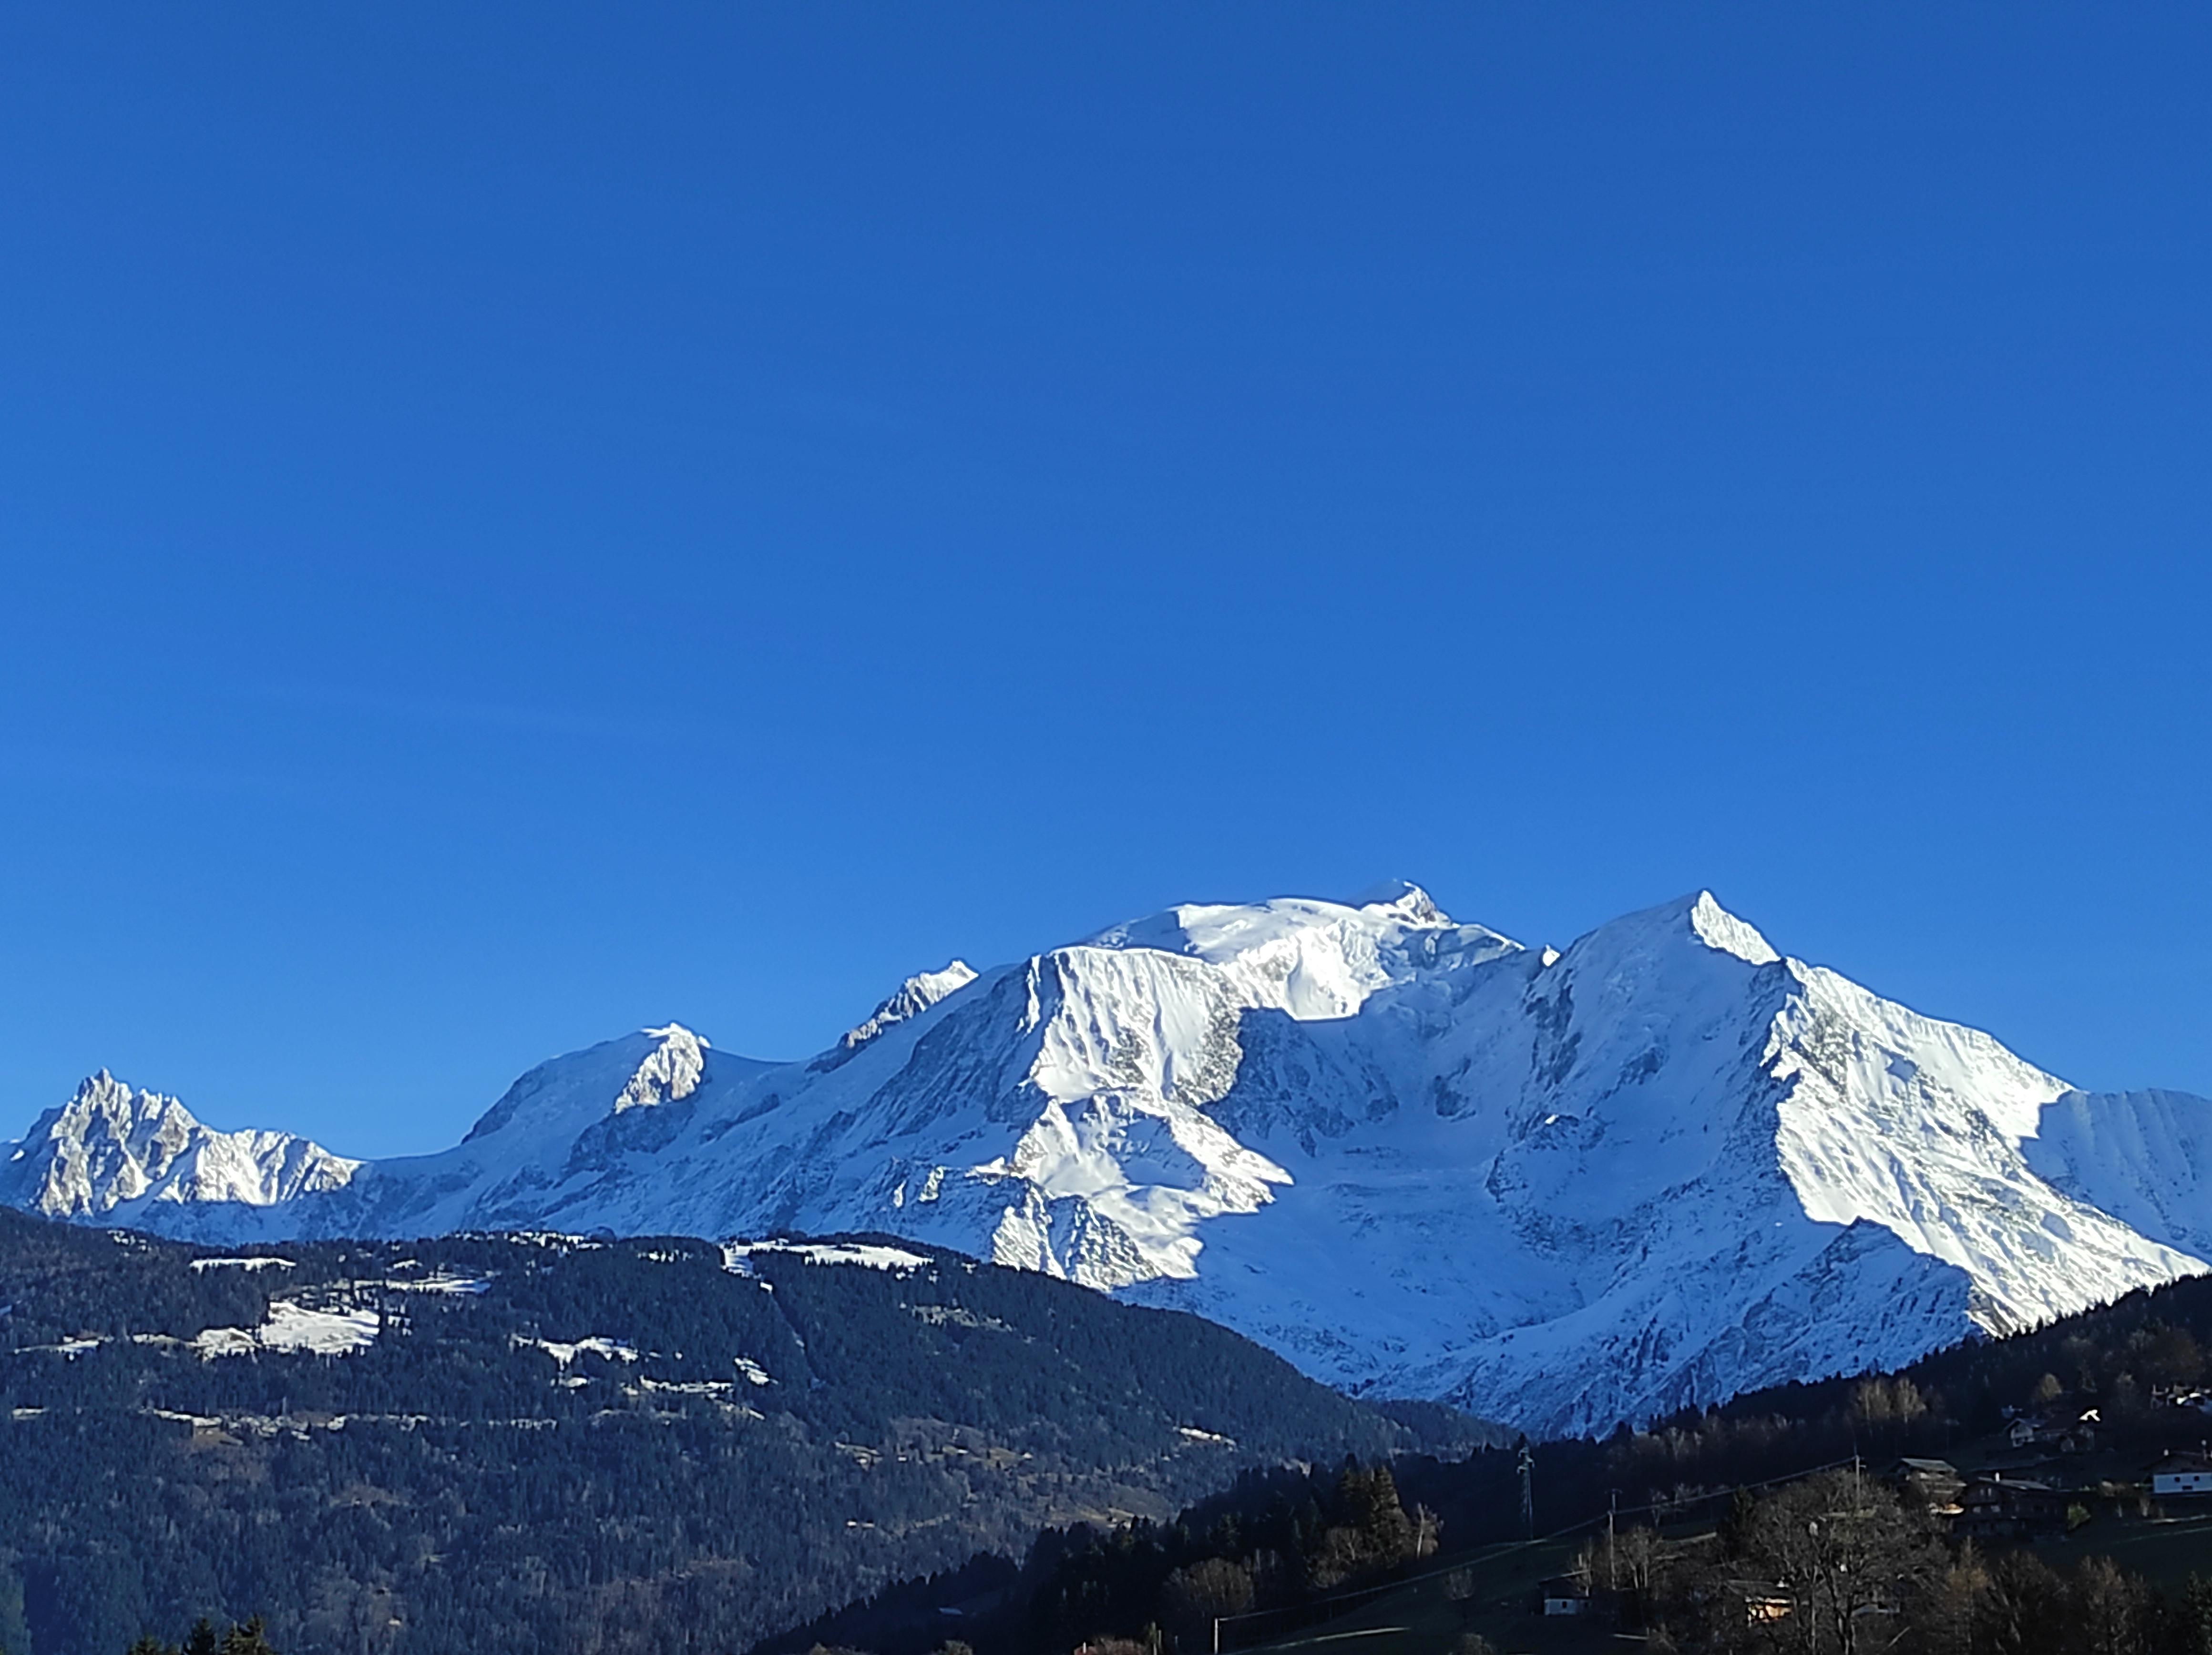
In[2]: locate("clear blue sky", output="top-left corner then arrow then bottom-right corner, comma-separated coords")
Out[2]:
2,5 -> 2207,1156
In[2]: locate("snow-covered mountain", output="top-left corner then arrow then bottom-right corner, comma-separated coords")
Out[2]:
10,886 -> 2212,1436
0,1071 -> 360,1218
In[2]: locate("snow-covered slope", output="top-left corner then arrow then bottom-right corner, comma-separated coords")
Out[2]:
10,886 -> 2211,1436
2022,1088 -> 2212,1261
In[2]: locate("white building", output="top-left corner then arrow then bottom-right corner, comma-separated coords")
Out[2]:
2150,1454 -> 2212,1497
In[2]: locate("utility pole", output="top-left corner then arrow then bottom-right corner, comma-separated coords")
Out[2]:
1517,1443 -> 1534,1539
1607,1490 -> 1619,1592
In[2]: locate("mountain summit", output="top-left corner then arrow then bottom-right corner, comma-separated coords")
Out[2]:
9,887 -> 2210,1435
0,1070 -> 359,1219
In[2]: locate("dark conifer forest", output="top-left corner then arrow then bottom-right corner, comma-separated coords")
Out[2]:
0,1211 -> 1468,1655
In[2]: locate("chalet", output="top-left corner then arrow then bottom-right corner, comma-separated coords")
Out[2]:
1893,1457 -> 1965,1513
1956,1475 -> 2066,1540
1540,1576 -> 1590,1617
2149,1452 -> 2212,1498
1721,1582 -> 1794,1627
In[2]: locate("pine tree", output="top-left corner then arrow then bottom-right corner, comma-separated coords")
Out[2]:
217,1620 -> 277,1655
2181,1575 -> 2212,1655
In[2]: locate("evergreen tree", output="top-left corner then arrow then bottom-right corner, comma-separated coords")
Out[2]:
216,1619 -> 276,1655
0,1572 -> 30,1655
2182,1576 -> 2212,1655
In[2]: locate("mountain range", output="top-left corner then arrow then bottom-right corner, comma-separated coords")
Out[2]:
8,884 -> 2210,1436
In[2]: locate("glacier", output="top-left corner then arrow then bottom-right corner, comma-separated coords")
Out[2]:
7,884 -> 2211,1437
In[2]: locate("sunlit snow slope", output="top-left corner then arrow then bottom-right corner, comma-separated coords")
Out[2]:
10,886 -> 2212,1436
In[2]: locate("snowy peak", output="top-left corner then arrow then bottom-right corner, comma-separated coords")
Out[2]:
1088,888 -> 1518,1022
0,1071 -> 359,1220
465,1023 -> 725,1142
13,884 -> 2212,1441
832,962 -> 979,1058
1583,889 -> 1782,970
1689,890 -> 1781,965
613,1024 -> 709,1113
1345,879 -> 1447,924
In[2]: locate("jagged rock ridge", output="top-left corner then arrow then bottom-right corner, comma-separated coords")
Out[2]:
0,1071 -> 360,1219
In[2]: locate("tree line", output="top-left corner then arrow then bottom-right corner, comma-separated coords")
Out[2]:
1589,1468 -> 2212,1655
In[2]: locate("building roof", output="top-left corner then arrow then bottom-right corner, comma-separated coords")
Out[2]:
1966,1476 -> 2055,1494
2150,1452 -> 2212,1473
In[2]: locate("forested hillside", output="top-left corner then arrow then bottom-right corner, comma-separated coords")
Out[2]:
0,1211 -> 1472,1655
778,1267 -> 2212,1655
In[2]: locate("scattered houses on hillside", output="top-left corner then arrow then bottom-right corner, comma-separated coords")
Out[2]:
2004,1407 -> 2099,1454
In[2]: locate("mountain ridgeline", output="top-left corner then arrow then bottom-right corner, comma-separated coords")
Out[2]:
0,1208 -> 1478,1655
7,885 -> 2212,1433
